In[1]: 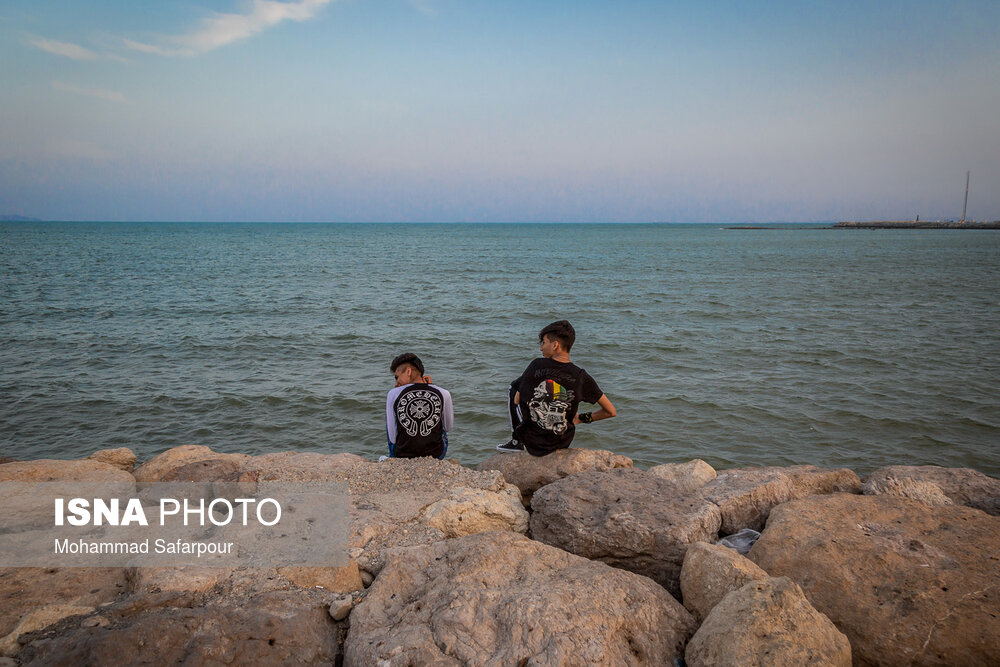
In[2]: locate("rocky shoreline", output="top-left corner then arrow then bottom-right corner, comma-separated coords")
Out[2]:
1,446 -> 998,665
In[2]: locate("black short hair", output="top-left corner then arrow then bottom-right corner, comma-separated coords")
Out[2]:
390,352 -> 424,375
538,320 -> 575,352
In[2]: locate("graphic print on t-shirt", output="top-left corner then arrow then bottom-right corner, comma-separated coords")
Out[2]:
396,389 -> 443,437
527,379 -> 575,435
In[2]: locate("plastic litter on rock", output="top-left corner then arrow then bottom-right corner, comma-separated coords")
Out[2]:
716,528 -> 761,555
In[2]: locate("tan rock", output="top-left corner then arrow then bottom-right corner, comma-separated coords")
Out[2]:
242,453 -> 525,578
159,457 -> 244,483
530,468 -> 721,598
647,459 -> 716,491
15,590 -> 343,666
419,486 -> 529,537
748,493 -> 1000,666
1,605 -> 94,657
770,464 -> 861,498
863,475 -> 954,507
680,541 -> 769,622
125,566 -> 232,595
345,531 -> 696,666
328,595 -> 352,622
0,459 -> 134,484
0,568 -> 126,653
476,447 -> 633,504
701,467 -> 796,533
686,576 -> 851,667
133,445 -> 250,483
278,562 -> 364,593
85,448 -> 137,473
865,465 -> 1000,515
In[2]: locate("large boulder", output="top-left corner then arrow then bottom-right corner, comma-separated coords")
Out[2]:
680,541 -> 769,622
0,460 -> 134,484
749,493 -> 1000,666
16,590 -> 343,666
770,464 -> 861,498
701,467 -> 796,534
476,448 -> 633,505
419,487 -> 529,537
240,453 -> 529,577
345,531 -> 696,666
0,568 -> 127,657
85,448 -> 137,473
647,459 -> 716,491
133,445 -> 250,483
685,576 -> 851,667
863,475 -> 954,507
864,465 -> 1000,515
530,468 -> 721,598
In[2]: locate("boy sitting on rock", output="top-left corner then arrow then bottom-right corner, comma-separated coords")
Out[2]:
497,320 -> 616,456
385,353 -> 454,460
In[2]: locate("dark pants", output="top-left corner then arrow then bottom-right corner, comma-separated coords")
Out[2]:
508,379 -> 525,438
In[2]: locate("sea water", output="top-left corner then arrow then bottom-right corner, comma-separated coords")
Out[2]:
2,222 -> 998,476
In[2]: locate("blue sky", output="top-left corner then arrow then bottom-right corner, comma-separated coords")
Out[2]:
1,0 -> 998,222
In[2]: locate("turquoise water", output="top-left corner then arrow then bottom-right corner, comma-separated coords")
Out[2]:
2,222 -> 998,476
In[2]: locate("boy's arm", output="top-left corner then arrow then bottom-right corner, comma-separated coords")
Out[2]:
442,389 -> 454,432
574,394 -> 617,424
386,390 -> 398,445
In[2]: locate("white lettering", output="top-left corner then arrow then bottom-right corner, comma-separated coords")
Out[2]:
67,498 -> 90,526
183,498 -> 206,526
208,498 -> 232,526
121,498 -> 149,526
257,498 -> 281,526
159,498 -> 180,525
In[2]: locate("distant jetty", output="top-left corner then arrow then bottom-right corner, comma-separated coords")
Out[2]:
835,220 -> 1000,229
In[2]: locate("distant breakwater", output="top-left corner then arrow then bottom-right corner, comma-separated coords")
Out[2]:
836,220 -> 1000,229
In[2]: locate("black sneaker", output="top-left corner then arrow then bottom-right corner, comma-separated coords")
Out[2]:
496,439 -> 524,453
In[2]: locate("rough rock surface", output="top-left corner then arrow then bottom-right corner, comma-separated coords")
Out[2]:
647,459 -> 716,491
159,458 -> 244,483
133,445 -> 250,483
0,459 -> 134,484
748,493 -> 1000,666
419,486 -> 529,537
240,452 -> 528,576
530,468 -> 721,597
476,447 -> 633,504
16,590 -> 343,666
680,541 -> 769,622
863,475 -> 954,507
345,531 -> 696,666
0,568 -> 127,657
701,467 -> 796,533
85,448 -> 137,473
864,465 -> 1000,515
685,576 -> 851,667
767,464 -> 861,498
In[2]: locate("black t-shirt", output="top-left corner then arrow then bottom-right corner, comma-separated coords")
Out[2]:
389,384 -> 449,459
515,357 -> 603,456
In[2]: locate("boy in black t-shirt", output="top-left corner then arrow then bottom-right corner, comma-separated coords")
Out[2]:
497,320 -> 616,456
385,353 -> 454,460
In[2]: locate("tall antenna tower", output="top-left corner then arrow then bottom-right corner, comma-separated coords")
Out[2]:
961,170 -> 970,223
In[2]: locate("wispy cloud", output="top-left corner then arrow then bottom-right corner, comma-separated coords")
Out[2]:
125,0 -> 332,57
30,36 -> 129,62
52,81 -> 130,104
31,37 -> 100,60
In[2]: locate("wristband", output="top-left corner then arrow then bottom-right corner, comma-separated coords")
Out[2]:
578,412 -> 594,424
